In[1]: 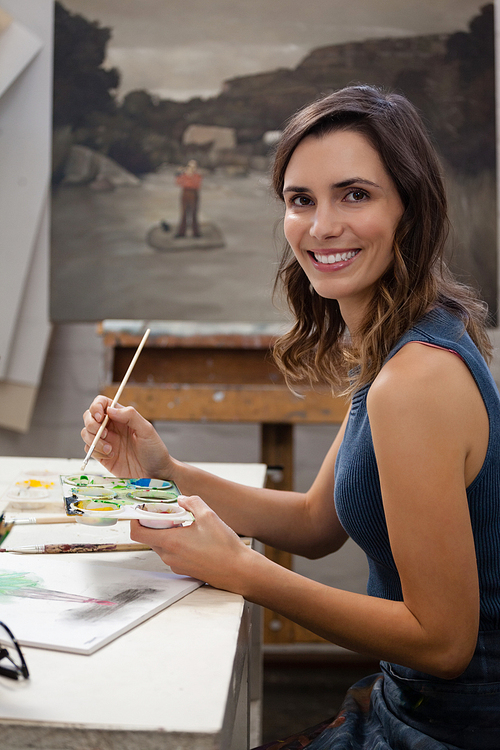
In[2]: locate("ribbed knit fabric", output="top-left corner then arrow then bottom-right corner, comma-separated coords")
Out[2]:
335,306 -> 500,630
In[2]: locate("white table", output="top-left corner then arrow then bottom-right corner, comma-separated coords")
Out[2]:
0,457 -> 266,750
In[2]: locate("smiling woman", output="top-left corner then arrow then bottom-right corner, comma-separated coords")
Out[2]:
282,129 -> 404,331
82,85 -> 500,750
272,85 -> 491,396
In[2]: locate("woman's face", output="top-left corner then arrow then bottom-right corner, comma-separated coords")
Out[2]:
282,129 -> 404,331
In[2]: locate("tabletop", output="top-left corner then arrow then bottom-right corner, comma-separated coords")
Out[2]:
0,456 -> 267,750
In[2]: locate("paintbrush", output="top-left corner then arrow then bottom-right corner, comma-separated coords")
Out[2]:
7,516 -> 128,525
7,516 -> 79,525
0,543 -> 152,554
81,327 -> 151,471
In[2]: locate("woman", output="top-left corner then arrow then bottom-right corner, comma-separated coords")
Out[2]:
82,86 -> 500,749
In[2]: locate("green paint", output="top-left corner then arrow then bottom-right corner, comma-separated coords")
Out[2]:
0,571 -> 42,597
0,571 -> 114,605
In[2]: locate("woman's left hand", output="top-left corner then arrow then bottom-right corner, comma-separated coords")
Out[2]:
130,495 -> 251,591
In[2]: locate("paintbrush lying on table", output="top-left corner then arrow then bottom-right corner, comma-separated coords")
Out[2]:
0,543 -> 152,554
6,516 -> 79,525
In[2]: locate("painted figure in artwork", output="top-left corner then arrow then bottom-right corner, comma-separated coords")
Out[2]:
175,160 -> 203,237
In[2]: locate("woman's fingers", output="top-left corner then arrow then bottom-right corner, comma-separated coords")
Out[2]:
82,396 -> 165,476
81,398 -> 119,459
176,494 -> 208,515
88,395 -> 113,423
129,495 -> 246,585
104,404 -> 155,439
82,413 -> 108,441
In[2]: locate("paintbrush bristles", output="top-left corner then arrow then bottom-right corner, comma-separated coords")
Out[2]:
81,328 -> 151,470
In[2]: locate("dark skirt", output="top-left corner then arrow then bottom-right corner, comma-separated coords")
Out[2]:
254,631 -> 500,750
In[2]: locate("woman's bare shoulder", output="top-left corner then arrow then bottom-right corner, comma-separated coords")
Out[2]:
367,341 -> 476,416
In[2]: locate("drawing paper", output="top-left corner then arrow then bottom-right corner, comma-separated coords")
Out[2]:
0,554 -> 202,654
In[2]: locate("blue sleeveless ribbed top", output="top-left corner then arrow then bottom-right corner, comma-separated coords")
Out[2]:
335,307 -> 500,630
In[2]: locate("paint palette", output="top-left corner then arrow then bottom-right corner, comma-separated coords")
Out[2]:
6,472 -> 61,509
60,475 -> 191,528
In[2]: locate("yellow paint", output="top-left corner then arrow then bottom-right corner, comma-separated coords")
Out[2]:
75,499 -> 120,512
16,479 -> 55,489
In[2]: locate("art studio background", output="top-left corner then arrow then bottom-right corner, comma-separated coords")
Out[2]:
0,0 -> 499,739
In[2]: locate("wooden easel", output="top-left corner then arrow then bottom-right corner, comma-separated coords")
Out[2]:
100,324 -> 348,644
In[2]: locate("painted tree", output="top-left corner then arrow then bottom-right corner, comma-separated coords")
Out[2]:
53,1 -> 119,130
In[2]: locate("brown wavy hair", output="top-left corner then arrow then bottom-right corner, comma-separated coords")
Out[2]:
272,85 -> 492,395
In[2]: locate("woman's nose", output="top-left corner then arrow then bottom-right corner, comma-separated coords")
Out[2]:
310,205 -> 343,240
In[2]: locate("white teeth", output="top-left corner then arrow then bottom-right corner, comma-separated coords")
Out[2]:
313,250 -> 358,264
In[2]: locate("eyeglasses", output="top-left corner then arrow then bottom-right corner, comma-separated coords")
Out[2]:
0,621 -> 29,680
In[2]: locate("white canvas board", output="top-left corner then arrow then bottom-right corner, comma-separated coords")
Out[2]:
0,554 -> 202,654
0,17 -> 42,99
2,192 -> 52,388
0,0 -> 52,385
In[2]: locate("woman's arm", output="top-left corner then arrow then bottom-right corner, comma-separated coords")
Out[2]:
82,396 -> 350,556
132,344 -> 484,679
168,412 -> 350,557
365,342 -> 483,675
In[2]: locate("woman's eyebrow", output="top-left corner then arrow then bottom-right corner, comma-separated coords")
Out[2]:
334,178 -> 380,188
283,177 -> 381,195
283,185 -> 309,194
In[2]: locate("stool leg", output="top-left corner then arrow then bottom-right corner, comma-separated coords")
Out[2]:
260,423 -> 293,491
260,423 -> 296,643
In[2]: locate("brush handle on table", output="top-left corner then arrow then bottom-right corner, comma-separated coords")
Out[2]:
8,516 -> 78,525
0,543 -> 151,554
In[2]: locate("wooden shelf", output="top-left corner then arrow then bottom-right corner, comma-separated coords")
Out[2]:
103,383 -> 347,424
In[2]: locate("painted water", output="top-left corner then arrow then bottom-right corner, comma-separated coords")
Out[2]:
51,166 -> 286,324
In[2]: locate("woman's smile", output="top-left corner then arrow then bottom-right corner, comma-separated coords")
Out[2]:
283,129 -> 404,331
309,248 -> 361,268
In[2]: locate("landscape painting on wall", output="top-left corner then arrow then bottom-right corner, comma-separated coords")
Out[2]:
50,1 -> 496,325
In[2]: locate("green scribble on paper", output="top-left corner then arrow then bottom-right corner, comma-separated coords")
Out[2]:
0,571 -> 115,605
0,571 -> 43,597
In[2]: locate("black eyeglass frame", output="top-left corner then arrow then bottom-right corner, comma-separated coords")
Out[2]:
0,621 -> 30,680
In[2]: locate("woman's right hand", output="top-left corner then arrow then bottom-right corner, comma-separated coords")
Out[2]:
81,396 -> 174,479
